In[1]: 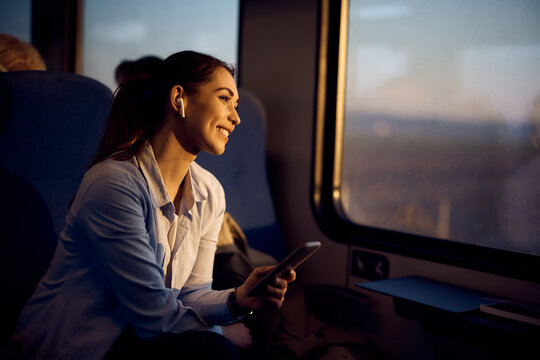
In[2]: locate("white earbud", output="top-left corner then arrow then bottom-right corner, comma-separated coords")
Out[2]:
177,98 -> 185,118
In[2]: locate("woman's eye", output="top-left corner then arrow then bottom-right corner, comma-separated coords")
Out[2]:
219,96 -> 231,102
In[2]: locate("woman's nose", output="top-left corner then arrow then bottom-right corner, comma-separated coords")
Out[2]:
229,107 -> 241,125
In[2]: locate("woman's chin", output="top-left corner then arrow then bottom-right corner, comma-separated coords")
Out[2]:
205,146 -> 226,156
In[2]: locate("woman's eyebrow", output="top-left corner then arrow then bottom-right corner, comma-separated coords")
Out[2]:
215,87 -> 236,97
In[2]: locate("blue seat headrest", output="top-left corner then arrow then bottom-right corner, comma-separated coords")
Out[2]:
0,70 -> 113,234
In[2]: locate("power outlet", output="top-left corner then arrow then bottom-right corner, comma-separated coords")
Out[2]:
351,249 -> 389,280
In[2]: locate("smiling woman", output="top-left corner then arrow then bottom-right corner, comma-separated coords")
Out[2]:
171,68 -> 241,156
13,50 -> 296,360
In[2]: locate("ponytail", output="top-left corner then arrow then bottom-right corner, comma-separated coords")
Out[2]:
91,78 -> 155,166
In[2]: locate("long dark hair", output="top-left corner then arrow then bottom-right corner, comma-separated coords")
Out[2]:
91,50 -> 235,166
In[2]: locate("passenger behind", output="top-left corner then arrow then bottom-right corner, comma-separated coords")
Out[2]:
0,34 -> 46,72
114,55 -> 162,86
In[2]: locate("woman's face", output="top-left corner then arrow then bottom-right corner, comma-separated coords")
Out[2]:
179,67 -> 240,156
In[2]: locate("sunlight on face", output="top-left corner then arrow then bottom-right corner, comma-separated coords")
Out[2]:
180,67 -> 240,156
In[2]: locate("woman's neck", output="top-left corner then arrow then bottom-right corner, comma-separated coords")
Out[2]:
151,130 -> 196,205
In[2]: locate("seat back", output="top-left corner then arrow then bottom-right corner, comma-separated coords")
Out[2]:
0,70 -> 112,344
196,88 -> 287,260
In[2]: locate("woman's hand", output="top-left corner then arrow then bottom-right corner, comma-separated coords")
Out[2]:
234,266 -> 296,313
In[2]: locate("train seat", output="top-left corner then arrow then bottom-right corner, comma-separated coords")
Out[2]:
0,70 -> 113,349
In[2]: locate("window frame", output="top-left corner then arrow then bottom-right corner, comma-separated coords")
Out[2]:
312,0 -> 540,283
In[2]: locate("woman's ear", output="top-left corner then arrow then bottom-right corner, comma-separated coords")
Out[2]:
170,85 -> 185,118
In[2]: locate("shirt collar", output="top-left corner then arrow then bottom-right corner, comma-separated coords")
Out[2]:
190,162 -> 208,203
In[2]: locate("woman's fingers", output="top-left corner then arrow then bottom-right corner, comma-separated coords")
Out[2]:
285,269 -> 296,282
264,277 -> 289,299
236,267 -> 297,312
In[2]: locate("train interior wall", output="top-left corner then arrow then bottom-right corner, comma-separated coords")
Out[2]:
239,0 -> 540,359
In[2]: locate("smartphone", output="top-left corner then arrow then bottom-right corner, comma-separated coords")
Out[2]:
246,241 -> 321,297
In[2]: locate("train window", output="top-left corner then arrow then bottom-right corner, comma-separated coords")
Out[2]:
314,0 -> 540,281
343,0 -> 540,254
0,1 -> 32,42
81,0 -> 239,90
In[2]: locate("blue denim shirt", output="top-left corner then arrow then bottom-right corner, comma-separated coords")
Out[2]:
15,143 -> 235,359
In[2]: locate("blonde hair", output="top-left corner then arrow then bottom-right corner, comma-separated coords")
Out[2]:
0,34 -> 46,71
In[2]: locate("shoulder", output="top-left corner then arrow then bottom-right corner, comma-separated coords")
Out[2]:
85,158 -> 145,188
75,158 -> 150,208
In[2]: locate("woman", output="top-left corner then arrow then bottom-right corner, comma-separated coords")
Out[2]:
14,51 -> 295,359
